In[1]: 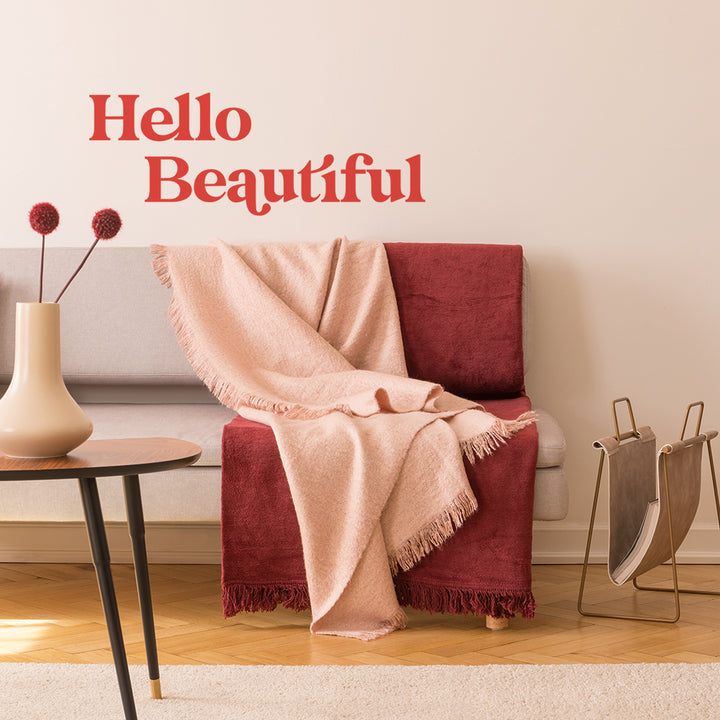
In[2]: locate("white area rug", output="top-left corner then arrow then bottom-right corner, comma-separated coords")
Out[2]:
2,662 -> 719,720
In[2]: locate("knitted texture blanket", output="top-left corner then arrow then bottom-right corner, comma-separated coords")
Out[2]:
152,238 -> 535,639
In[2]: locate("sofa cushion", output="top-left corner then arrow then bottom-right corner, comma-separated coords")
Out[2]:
0,247 -> 198,384
0,465 -> 221,522
221,392 -> 539,616
82,403 -> 236,466
224,395 -> 568,523
384,243 -> 525,397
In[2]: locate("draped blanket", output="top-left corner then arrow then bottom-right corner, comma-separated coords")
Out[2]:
152,238 -> 535,640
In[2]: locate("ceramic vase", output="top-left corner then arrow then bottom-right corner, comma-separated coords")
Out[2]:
0,302 -> 93,458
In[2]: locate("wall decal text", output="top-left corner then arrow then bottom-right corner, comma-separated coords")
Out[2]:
90,94 -> 425,214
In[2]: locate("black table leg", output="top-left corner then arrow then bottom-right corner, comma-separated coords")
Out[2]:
123,474 -> 162,700
78,477 -> 137,720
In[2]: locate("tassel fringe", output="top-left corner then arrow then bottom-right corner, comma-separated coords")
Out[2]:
395,579 -> 536,619
460,411 -> 538,464
223,580 -> 535,622
315,607 -> 409,641
388,492 -> 478,575
360,607 -> 408,640
222,582 -> 310,618
150,244 -> 172,287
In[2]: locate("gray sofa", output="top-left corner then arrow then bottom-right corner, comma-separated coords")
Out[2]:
0,246 -> 566,544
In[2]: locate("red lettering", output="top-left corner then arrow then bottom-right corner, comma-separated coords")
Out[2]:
215,108 -> 252,141
320,169 -> 339,203
368,168 -> 404,202
91,93 -> 254,142
141,153 -> 424,210
145,156 -> 192,202
140,107 -> 177,141
298,155 -> 335,202
405,154 -> 425,202
194,169 -> 226,202
340,153 -> 373,202
173,93 -> 194,141
227,170 -> 270,216
260,169 -> 298,202
195,92 -> 214,141
89,94 -> 139,140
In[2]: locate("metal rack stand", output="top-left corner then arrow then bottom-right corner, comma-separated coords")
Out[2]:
577,399 -> 720,622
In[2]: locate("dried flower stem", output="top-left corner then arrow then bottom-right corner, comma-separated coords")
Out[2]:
54,238 -> 99,303
38,236 -> 46,303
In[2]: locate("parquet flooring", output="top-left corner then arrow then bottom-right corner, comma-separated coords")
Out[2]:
1,563 -> 719,665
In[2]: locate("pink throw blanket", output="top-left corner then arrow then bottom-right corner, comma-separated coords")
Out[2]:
152,238 -> 535,639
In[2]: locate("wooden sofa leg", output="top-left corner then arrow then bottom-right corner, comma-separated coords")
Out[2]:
485,616 -> 509,631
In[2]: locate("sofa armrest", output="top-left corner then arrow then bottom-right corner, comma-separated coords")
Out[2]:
533,408 -> 567,520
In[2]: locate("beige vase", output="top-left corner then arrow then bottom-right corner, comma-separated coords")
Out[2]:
0,302 -> 93,458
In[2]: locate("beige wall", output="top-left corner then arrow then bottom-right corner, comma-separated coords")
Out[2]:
2,1 -> 720,560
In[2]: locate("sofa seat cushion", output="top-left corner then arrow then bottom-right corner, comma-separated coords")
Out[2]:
221,392 -> 539,617
82,403 -> 236,466
0,465 -> 222,523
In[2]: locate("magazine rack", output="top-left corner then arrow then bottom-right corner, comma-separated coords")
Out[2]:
577,398 -> 720,622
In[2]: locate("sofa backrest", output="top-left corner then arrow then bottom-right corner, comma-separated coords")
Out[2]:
0,247 -> 198,386
1,243 -> 527,398
384,243 -> 526,398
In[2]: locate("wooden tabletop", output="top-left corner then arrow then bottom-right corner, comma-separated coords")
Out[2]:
0,437 -> 202,481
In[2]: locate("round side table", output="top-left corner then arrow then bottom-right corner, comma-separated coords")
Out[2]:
0,437 -> 202,720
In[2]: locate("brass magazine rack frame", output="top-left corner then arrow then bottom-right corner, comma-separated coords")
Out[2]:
577,398 -> 720,622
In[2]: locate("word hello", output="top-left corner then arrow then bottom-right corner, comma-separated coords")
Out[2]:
90,94 -> 425,212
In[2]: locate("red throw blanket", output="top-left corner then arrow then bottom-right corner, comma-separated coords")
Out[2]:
154,238 -> 535,639
221,242 -> 538,623
222,396 -> 537,621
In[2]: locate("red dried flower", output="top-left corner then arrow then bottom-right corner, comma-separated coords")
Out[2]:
55,208 -> 123,302
92,208 -> 122,240
29,202 -> 60,235
29,202 -> 60,301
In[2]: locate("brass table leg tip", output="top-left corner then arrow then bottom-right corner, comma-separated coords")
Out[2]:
151,678 -> 162,699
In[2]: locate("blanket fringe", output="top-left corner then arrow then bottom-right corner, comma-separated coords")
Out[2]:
150,244 -> 172,287
359,607 -> 408,640
395,579 -> 536,619
388,491 -> 478,575
222,582 -> 310,618
461,411 -> 538,464
316,607 -> 408,641
222,580 -> 535,621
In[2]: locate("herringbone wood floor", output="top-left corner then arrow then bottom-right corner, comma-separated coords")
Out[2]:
1,563 -> 719,665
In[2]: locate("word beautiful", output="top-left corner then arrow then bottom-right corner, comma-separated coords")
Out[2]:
90,94 -> 425,214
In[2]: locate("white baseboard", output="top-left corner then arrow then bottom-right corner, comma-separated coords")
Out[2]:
531,521 -> 720,564
0,520 -> 718,565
